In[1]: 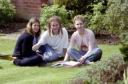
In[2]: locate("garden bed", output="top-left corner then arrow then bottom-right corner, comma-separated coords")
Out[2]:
0,22 -> 120,44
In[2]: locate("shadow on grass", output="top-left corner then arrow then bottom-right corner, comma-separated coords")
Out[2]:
0,54 -> 13,61
0,66 -> 3,69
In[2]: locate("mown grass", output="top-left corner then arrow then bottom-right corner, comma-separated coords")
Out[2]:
0,38 -> 121,84
0,38 -> 15,55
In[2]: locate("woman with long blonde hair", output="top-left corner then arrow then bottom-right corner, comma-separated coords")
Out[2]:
32,16 -> 69,62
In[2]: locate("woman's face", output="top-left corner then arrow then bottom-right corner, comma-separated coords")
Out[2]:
74,20 -> 85,33
32,22 -> 40,33
50,21 -> 60,34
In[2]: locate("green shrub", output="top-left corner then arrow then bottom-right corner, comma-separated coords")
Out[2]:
40,5 -> 68,30
103,0 -> 128,34
65,0 -> 94,19
70,54 -> 127,84
0,0 -> 16,24
87,0 -> 128,35
120,33 -> 128,62
53,0 -> 68,6
87,2 -> 106,33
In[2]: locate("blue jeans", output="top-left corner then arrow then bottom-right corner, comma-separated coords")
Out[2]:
39,44 -> 63,62
67,48 -> 102,64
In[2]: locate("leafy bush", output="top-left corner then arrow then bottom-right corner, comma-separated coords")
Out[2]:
103,0 -> 128,34
70,54 -> 127,84
120,33 -> 128,62
65,0 -> 95,19
87,2 -> 106,33
53,0 -> 68,6
88,0 -> 128,35
0,0 -> 15,24
40,5 -> 68,30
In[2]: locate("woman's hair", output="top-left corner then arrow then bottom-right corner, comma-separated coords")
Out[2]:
47,16 -> 63,36
25,17 -> 41,37
73,15 -> 85,23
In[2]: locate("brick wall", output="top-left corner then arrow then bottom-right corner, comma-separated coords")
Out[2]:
12,0 -> 48,20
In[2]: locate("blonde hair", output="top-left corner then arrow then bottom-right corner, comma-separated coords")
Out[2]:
73,15 -> 85,24
47,16 -> 63,36
25,17 -> 41,37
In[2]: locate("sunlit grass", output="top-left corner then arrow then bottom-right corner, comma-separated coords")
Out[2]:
99,44 -> 121,59
0,38 -> 15,54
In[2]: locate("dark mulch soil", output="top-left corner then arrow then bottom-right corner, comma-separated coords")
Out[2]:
68,29 -> 120,44
96,33 -> 120,44
0,22 -> 26,34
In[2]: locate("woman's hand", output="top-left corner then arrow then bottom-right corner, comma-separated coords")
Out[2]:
79,57 -> 85,64
12,57 -> 17,60
32,44 -> 39,51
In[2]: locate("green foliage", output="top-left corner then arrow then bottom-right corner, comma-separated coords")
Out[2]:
88,0 -> 128,35
0,0 -> 16,24
65,0 -> 107,20
104,0 -> 128,34
120,33 -> 128,62
71,54 -> 126,84
66,0 -> 93,18
53,0 -> 68,6
88,2 -> 106,33
40,5 -> 68,30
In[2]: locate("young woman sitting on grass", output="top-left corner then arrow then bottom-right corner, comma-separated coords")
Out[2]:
64,15 -> 102,65
12,17 -> 44,66
32,16 -> 69,63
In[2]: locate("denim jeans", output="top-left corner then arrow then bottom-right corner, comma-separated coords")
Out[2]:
39,44 -> 63,62
67,48 -> 102,64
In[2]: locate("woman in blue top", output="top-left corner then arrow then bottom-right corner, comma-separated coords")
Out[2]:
12,17 -> 43,66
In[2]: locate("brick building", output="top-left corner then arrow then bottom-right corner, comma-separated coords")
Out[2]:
11,0 -> 51,20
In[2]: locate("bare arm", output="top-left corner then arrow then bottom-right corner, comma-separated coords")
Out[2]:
64,33 -> 76,61
32,31 -> 47,51
64,52 -> 69,61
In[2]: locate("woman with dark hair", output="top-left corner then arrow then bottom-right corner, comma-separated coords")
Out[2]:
12,17 -> 43,66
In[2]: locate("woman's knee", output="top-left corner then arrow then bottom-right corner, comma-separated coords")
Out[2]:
97,49 -> 102,60
13,59 -> 22,66
67,48 -> 76,56
13,56 -> 43,66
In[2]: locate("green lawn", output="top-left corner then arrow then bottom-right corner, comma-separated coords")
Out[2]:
0,38 -> 121,84
0,38 -> 15,55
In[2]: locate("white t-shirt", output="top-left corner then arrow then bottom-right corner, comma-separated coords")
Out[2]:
37,28 -> 69,54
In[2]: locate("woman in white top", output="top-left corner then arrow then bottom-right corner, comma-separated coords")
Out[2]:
64,15 -> 102,65
32,16 -> 69,62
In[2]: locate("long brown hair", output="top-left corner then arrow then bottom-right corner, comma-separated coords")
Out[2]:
47,16 -> 63,36
25,17 -> 41,37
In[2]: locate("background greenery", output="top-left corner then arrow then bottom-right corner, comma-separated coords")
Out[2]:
40,5 -> 68,30
0,0 -> 15,24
